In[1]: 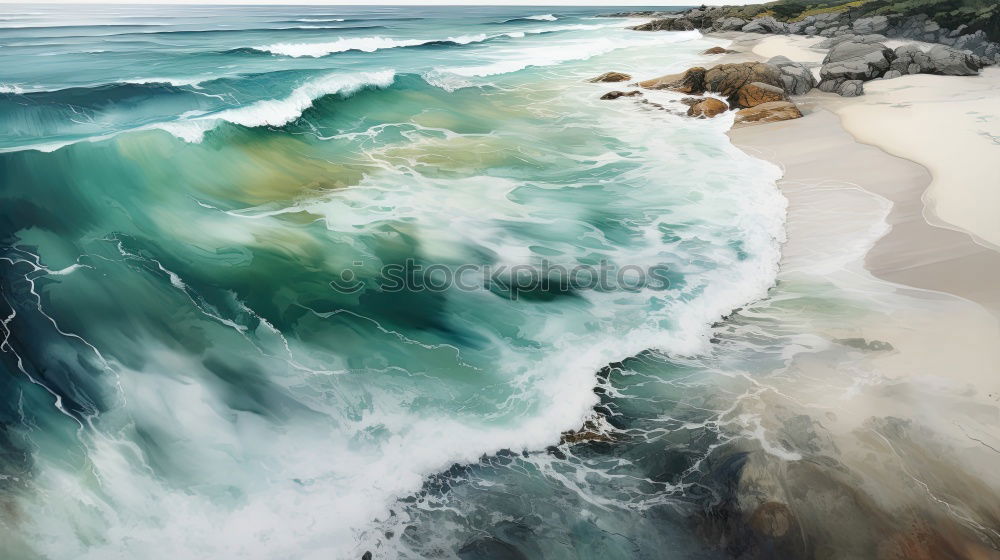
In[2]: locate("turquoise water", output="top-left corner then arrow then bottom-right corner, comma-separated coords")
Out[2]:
0,5 -> 789,559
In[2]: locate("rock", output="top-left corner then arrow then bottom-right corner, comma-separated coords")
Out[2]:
742,16 -> 788,35
638,67 -> 706,93
837,79 -> 864,97
735,81 -> 788,108
891,44 -> 933,74
702,62 -> 785,103
599,90 -> 642,100
629,18 -> 694,32
716,17 -> 747,31
702,46 -> 735,55
816,79 -> 842,93
925,44 -> 986,75
588,71 -> 632,83
882,69 -> 903,79
852,15 -> 889,35
820,41 -> 895,82
686,97 -> 729,118
361,553 -> 372,560
816,33 -> 887,49
734,101 -> 803,126
768,55 -> 818,95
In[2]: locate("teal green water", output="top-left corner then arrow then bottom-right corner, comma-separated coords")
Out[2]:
0,5 -> 790,558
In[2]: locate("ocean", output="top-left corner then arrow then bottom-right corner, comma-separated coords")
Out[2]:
0,5 -> 792,559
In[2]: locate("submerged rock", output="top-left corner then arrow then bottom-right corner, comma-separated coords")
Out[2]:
588,71 -> 632,83
686,97 -> 729,118
703,46 -> 736,55
599,90 -> 642,100
734,101 -> 803,126
735,81 -> 788,107
629,17 -> 694,32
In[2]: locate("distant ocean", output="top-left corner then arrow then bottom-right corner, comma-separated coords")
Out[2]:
0,5 -> 788,559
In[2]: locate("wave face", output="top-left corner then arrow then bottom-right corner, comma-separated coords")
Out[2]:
0,5 -> 795,560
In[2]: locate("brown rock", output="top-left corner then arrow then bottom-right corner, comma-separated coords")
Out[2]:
686,97 -> 728,118
599,90 -> 642,100
735,81 -> 788,108
703,46 -> 736,55
733,101 -> 803,126
704,62 -> 784,103
588,71 -> 632,83
638,67 -> 706,94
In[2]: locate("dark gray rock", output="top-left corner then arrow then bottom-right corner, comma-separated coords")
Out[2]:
882,70 -> 903,80
891,44 -> 932,74
629,18 -> 695,32
837,80 -> 865,97
742,16 -> 788,34
816,79 -> 843,93
768,55 -> 818,95
925,44 -> 987,75
716,17 -> 747,31
820,41 -> 895,82
852,16 -> 889,35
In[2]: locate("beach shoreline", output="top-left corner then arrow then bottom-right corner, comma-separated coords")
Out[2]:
707,31 -> 1000,317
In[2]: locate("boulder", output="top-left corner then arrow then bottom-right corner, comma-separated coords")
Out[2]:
703,62 -> 785,102
734,101 -> 803,126
638,67 -> 706,93
768,55 -> 818,95
815,33 -> 887,49
588,71 -> 632,83
820,41 -> 895,82
925,44 -> 987,75
716,17 -> 747,31
702,46 -> 736,55
630,18 -> 694,32
882,69 -> 903,80
686,97 -> 729,118
890,44 -> 933,74
852,16 -> 889,35
599,90 -> 642,100
837,80 -> 864,96
742,16 -> 788,35
735,81 -> 788,107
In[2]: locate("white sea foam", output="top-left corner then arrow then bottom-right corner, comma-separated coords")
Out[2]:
525,14 -> 558,21
296,18 -> 346,22
254,33 -> 500,58
123,77 -> 208,88
155,70 -> 396,142
0,83 -> 25,94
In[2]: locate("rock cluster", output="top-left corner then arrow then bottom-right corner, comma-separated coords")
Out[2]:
622,5 -> 1000,66
629,17 -> 694,32
816,39 -> 991,94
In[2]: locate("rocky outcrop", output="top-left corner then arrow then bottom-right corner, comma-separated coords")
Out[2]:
852,16 -> 889,36
599,90 -> 642,100
629,18 -> 694,32
735,82 -> 788,107
640,62 -> 799,108
820,41 -> 895,82
925,44 -> 989,75
890,44 -> 932,75
742,16 -> 788,35
588,71 -> 632,83
768,56 -> 817,95
686,97 -> 729,118
814,33 -> 887,49
717,17 -> 747,31
734,101 -> 803,126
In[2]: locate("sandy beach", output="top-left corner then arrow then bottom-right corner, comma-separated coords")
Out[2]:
658,31 -> 1000,554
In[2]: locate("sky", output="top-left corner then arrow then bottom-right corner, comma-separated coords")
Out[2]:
1,0 -> 761,4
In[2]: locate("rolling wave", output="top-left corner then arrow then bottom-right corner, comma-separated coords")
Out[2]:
252,33 -> 514,58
